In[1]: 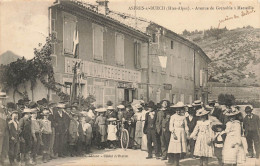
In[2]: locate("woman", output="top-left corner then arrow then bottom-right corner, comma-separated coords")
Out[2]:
94,108 -> 107,149
141,105 -> 149,151
133,104 -> 143,149
167,102 -> 189,166
190,108 -> 214,166
222,107 -> 246,166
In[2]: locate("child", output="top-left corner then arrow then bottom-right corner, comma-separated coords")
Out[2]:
95,108 -> 107,149
107,118 -> 118,149
77,115 -> 85,156
212,124 -> 226,166
190,108 -> 214,166
69,113 -> 79,157
82,116 -> 92,154
31,109 -> 42,164
40,109 -> 52,163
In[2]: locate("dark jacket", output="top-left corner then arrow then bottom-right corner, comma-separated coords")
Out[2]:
53,111 -> 66,134
186,116 -> 198,134
243,113 -> 260,137
18,117 -> 32,140
143,111 -> 157,134
8,120 -> 19,142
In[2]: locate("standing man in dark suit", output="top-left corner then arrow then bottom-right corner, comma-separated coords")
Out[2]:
53,103 -> 66,158
243,106 -> 260,159
186,105 -> 197,158
8,111 -> 19,166
143,101 -> 159,159
156,100 -> 171,160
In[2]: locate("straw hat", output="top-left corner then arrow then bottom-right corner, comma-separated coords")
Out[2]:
107,106 -> 114,110
117,105 -> 125,109
205,105 -> 214,111
56,103 -> 65,109
192,100 -> 203,106
170,102 -> 185,108
107,118 -> 117,121
0,92 -> 8,99
23,108 -> 32,114
186,104 -> 193,108
196,108 -> 210,117
95,107 -> 107,112
224,107 -> 240,116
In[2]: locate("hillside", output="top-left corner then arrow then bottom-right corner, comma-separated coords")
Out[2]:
182,27 -> 260,86
0,51 -> 21,65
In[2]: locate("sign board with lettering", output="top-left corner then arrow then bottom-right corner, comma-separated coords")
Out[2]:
65,57 -> 141,83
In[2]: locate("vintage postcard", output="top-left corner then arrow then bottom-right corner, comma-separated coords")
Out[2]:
0,0 -> 259,166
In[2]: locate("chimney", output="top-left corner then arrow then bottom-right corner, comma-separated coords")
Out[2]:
96,0 -> 109,15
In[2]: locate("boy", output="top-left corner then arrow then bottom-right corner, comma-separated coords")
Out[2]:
212,124 -> 226,166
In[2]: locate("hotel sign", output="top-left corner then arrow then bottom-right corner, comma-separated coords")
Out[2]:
65,57 -> 141,83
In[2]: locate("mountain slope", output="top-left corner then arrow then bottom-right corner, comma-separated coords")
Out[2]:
0,51 -> 21,65
183,27 -> 260,86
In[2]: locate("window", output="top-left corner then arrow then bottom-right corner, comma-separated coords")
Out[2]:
200,69 -> 203,87
152,33 -> 156,43
93,23 -> 104,61
63,14 -> 76,54
171,41 -> 174,49
64,82 -> 72,95
180,94 -> 185,103
172,94 -> 176,104
115,33 -> 124,65
134,41 -> 141,68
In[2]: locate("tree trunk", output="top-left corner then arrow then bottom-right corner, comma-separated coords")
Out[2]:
13,88 -> 16,103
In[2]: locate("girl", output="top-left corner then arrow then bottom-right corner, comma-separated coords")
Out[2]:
190,108 -> 214,166
168,102 -> 189,166
222,107 -> 246,166
107,118 -> 118,149
95,108 -> 107,149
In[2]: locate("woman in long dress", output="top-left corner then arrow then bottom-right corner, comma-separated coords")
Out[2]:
222,107 -> 246,166
133,104 -> 143,149
167,102 -> 189,166
141,107 -> 149,151
190,108 -> 214,166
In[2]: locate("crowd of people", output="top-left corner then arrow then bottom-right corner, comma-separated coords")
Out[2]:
0,91 -> 259,166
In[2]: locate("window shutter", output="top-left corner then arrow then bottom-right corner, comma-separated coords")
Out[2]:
140,43 -> 148,69
93,24 -> 103,60
115,33 -> 124,65
200,69 -> 203,87
64,16 -> 76,54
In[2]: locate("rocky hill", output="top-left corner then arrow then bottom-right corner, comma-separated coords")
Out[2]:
0,51 -> 21,65
182,26 -> 260,86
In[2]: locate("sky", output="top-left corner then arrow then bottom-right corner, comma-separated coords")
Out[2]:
0,0 -> 259,59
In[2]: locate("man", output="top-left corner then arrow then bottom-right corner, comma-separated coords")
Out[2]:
122,104 -> 135,149
186,105 -> 197,158
143,101 -> 159,159
31,109 -> 42,164
48,102 -> 57,159
0,92 -> 9,165
53,103 -> 66,157
156,100 -> 171,160
8,111 -> 19,166
18,108 -> 33,165
243,105 -> 260,159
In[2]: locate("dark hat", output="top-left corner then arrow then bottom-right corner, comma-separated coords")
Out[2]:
147,101 -> 155,108
17,99 -> 24,105
212,124 -> 226,132
41,98 -> 48,104
245,105 -> 253,112
23,96 -> 30,102
28,102 -> 38,109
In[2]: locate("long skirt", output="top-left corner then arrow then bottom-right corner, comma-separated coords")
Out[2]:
141,121 -> 147,151
168,128 -> 187,153
135,121 -> 143,146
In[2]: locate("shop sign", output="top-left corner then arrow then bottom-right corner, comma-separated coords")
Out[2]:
117,82 -> 134,89
65,57 -> 141,83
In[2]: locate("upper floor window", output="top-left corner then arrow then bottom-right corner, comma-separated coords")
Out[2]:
63,14 -> 77,54
92,23 -> 104,61
152,33 -> 156,43
115,33 -> 124,65
171,40 -> 174,49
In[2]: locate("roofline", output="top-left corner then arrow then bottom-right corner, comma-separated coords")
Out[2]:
50,0 -> 150,41
149,22 -> 211,63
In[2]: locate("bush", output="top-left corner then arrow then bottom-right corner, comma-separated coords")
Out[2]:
235,100 -> 260,108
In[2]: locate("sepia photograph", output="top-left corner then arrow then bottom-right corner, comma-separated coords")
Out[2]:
0,0 -> 259,165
